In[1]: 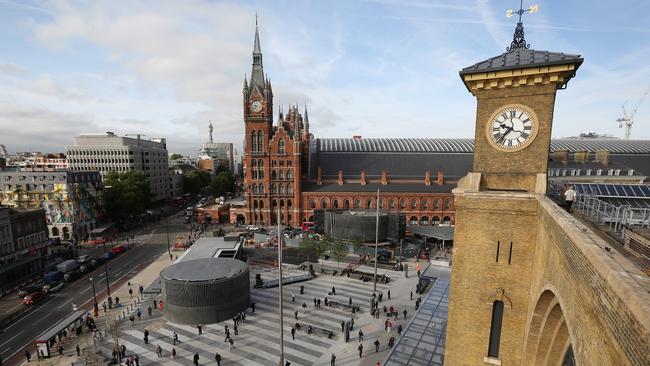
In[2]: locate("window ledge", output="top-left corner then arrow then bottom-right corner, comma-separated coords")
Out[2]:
483,357 -> 501,365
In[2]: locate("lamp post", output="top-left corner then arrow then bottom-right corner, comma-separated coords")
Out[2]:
90,276 -> 98,310
374,189 -> 379,293
102,241 -> 111,297
277,207 -> 285,366
166,216 -> 171,260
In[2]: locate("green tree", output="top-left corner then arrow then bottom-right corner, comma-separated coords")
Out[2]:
209,171 -> 235,197
103,171 -> 151,222
298,238 -> 317,258
331,239 -> 349,269
169,153 -> 183,160
318,235 -> 334,263
182,171 -> 212,194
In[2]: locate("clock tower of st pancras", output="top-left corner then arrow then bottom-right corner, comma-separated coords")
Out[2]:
444,9 -> 583,366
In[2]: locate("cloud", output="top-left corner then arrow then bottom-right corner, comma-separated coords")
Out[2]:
23,77 -> 90,101
0,63 -> 28,76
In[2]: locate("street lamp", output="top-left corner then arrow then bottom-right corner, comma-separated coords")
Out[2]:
374,189 -> 379,293
166,216 -> 171,260
90,277 -> 98,311
277,206 -> 285,366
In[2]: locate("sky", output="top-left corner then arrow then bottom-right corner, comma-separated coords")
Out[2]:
0,0 -> 649,156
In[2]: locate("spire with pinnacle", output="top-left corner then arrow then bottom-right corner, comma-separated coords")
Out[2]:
505,1 -> 538,51
250,15 -> 265,93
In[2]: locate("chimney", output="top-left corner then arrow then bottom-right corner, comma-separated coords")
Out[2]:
424,171 -> 431,186
573,151 -> 588,163
381,171 -> 388,185
552,150 -> 569,166
360,171 -> 366,185
317,166 -> 322,185
595,150 -> 609,167
436,171 -> 444,186
338,170 -> 344,185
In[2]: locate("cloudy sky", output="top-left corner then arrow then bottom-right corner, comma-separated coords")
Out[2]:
1,0 -> 649,156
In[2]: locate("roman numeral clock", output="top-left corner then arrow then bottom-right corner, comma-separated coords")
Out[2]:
487,104 -> 538,151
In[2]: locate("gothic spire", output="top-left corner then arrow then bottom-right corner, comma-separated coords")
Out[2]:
254,14 -> 262,54
250,16 -> 265,93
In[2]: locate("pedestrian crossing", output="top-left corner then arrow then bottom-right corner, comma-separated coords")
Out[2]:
100,273 -> 392,365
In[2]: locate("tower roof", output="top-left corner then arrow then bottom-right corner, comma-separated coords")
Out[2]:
253,15 -> 261,54
250,17 -> 265,94
460,49 -> 583,76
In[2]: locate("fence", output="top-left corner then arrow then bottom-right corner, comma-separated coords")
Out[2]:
548,183 -> 650,233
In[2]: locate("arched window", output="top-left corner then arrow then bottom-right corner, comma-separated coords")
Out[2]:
272,183 -> 277,194
258,159 -> 263,167
250,131 -> 257,152
422,199 -> 429,209
488,301 -> 505,358
280,200 -> 284,207
287,199 -> 292,207
444,198 -> 452,210
257,130 -> 263,151
252,170 -> 258,179
278,139 -> 285,154
354,199 -> 360,209
409,216 -> 418,225
252,185 -> 257,194
344,199 -> 350,209
286,170 -> 292,180
366,199 -> 373,209
51,227 -> 59,236
400,199 -> 407,209
333,199 -> 339,209
259,200 -> 264,209
279,184 -> 285,195
432,216 -> 440,225
272,199 -> 277,207
253,200 -> 259,209
272,170 -> 277,180
443,216 -> 451,225
434,199 -> 440,209
252,159 -> 257,167
379,198 -> 384,209
321,199 -> 328,209
411,199 -> 418,209
287,184 -> 293,195
389,199 -> 396,209
279,170 -> 284,180
421,216 -> 429,225
309,199 -> 316,209
259,184 -> 264,194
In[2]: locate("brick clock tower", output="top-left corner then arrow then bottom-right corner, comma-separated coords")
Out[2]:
243,19 -> 309,227
444,17 -> 583,366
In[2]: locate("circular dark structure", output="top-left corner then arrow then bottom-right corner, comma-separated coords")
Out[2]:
324,210 -> 390,242
161,258 -> 250,325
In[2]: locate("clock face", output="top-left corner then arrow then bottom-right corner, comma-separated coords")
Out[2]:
486,105 -> 538,151
250,101 -> 263,113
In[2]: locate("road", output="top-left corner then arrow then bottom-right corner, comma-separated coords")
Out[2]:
0,215 -> 189,365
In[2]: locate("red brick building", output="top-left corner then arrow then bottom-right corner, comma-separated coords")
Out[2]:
241,24 -> 459,228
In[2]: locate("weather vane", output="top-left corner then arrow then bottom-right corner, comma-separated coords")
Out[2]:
505,0 -> 539,51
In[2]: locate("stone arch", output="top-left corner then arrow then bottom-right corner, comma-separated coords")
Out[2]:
51,226 -> 59,237
344,199 -> 350,209
333,199 -> 339,209
366,198 -> 373,209
524,289 -> 574,366
321,198 -> 328,209
309,198 -> 316,209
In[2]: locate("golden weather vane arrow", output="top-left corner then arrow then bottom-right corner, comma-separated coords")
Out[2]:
505,0 -> 539,51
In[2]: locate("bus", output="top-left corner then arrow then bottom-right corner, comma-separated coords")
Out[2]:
301,222 -> 314,231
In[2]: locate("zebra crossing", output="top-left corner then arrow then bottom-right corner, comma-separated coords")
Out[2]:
100,273 -> 393,365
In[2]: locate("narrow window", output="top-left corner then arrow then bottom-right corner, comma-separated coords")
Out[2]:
496,241 -> 500,262
488,300 -> 504,358
508,242 -> 513,264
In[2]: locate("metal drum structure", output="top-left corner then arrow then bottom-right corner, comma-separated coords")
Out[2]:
160,258 -> 250,324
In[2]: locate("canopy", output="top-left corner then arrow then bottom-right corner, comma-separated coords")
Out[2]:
407,225 -> 454,241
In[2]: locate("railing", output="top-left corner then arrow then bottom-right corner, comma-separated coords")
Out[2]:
548,183 -> 650,233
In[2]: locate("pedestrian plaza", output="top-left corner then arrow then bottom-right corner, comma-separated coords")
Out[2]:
96,261 -> 426,365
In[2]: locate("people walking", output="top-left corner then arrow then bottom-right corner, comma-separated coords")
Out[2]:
251,302 -> 256,313
135,355 -> 140,366
410,291 -> 413,300
198,324 -> 202,335
76,345 -> 80,356
156,344 -> 162,358
332,286 -> 336,295
294,310 -> 299,320
403,309 -> 407,320
291,326 -> 296,340
331,353 -> 336,366
389,335 -> 395,348
341,320 -> 345,332
173,331 -> 179,345
374,339 -> 380,352
564,185 -> 577,213
121,344 -> 126,358
397,324 -> 403,336
228,338 -> 234,350
147,306 -> 152,317
24,349 -> 31,362
171,347 -> 176,360
358,343 -> 363,358
388,289 -> 391,299
234,324 -> 238,335
215,352 -> 222,366
313,297 -> 317,307
358,329 -> 364,342
193,353 -> 199,365
129,288 -> 133,298
144,329 -> 149,344
292,293 -> 295,303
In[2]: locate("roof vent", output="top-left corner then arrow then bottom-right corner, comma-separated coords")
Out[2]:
352,135 -> 362,140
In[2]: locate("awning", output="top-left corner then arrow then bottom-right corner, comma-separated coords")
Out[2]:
36,309 -> 87,342
406,225 -> 454,241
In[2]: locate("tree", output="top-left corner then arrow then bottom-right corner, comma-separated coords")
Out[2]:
298,238 -> 317,258
103,171 -> 151,222
209,171 -> 235,197
318,236 -> 334,263
331,239 -> 349,269
169,153 -> 183,160
182,171 -> 212,194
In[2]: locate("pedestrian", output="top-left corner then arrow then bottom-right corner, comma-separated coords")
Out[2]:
153,299 -> 157,309
341,320 -> 345,332
251,302 -> 256,313
234,324 -> 238,335
292,293 -> 295,303
388,289 -> 391,299
76,345 -> 80,356
358,329 -> 364,342
24,349 -> 31,363
193,353 -> 199,365
393,310 -> 398,321
228,338 -> 234,350
129,314 -> 135,325
291,327 -> 296,340
374,339 -> 380,352
317,299 -> 321,308
58,345 -> 64,356
294,310 -> 298,320
564,185 -> 577,213
410,291 -> 413,300
102,302 -> 107,313
170,253 -> 173,261
121,344 -> 126,358
129,288 -> 133,298
148,306 -> 152,316
156,344 -> 162,358
224,330 -> 230,342
389,336 -> 395,348
332,286 -> 336,295
313,297 -> 317,307
388,323 -> 392,333
379,292 -> 383,302
325,297 -> 328,306
331,353 -> 336,366
383,305 -> 387,314
300,285 -> 304,294
173,331 -> 179,345
135,355 -> 140,366
144,329 -> 149,344
137,309 -> 141,320
171,347 -> 176,360
139,285 -> 144,297
358,342 -> 364,358
350,317 -> 355,329
215,352 -> 222,366
198,324 -> 202,335
398,324 -> 403,336
349,297 -> 352,306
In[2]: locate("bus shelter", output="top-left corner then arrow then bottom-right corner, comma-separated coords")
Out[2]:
34,309 -> 87,359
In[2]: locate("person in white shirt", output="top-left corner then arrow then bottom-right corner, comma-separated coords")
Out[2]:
564,186 -> 577,212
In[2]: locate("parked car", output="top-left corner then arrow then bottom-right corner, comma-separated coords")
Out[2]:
112,245 -> 126,255
22,291 -> 46,305
18,286 -> 41,299
42,281 -> 64,294
77,255 -> 94,264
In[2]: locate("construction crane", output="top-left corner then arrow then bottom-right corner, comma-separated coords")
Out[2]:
617,88 -> 649,139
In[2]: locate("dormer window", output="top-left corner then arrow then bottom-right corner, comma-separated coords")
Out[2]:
596,169 -> 602,176
586,169 -> 591,176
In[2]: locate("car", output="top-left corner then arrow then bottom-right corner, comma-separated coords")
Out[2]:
22,291 -> 46,305
42,281 -> 64,294
77,255 -> 93,264
246,225 -> 260,232
18,286 -> 41,299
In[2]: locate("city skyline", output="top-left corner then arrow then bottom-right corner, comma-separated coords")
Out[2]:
1,0 -> 649,156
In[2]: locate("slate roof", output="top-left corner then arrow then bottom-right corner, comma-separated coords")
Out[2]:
459,49 -> 583,75
301,182 -> 457,193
